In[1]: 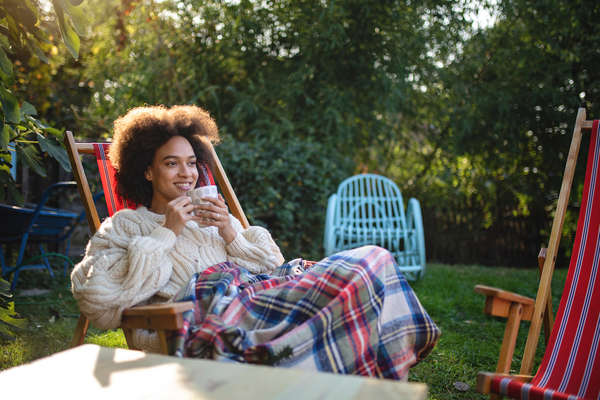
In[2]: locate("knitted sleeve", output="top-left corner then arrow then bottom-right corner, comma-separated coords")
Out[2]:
225,215 -> 285,273
70,209 -> 177,329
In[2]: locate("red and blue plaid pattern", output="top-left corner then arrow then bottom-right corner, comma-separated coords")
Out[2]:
169,245 -> 440,379
491,121 -> 600,399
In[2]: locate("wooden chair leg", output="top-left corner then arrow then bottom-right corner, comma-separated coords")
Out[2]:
70,314 -> 90,347
496,303 -> 523,374
537,248 -> 554,344
122,328 -> 137,350
157,330 -> 169,355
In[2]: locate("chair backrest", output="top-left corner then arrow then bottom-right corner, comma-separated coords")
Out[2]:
64,131 -> 249,236
492,110 -> 600,399
334,173 -> 406,230
523,118 -> 600,397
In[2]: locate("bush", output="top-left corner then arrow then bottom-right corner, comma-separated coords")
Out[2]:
216,136 -> 354,261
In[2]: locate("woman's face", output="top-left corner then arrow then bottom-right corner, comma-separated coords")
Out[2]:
145,136 -> 199,212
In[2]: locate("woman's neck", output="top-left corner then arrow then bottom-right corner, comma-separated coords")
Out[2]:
149,199 -> 167,214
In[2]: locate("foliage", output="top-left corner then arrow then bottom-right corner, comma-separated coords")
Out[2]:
217,136 -> 353,259
12,0 -> 600,265
0,0 -> 85,203
82,0 -> 472,155
385,0 -> 600,266
0,277 -> 26,341
74,0 -> 472,258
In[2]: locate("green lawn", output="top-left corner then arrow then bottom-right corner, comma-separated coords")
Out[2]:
1,263 -> 567,399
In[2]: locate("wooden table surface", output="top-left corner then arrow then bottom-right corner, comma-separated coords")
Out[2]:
1,344 -> 427,399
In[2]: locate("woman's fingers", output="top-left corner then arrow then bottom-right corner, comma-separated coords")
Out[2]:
195,197 -> 228,215
168,195 -> 191,207
194,210 -> 226,224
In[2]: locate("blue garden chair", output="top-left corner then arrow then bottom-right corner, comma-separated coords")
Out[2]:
0,181 -> 84,290
324,174 -> 426,280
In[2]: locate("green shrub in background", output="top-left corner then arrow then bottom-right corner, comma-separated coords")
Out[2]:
217,136 -> 354,261
0,277 -> 26,341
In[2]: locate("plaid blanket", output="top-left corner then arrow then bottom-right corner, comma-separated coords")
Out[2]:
169,245 -> 440,379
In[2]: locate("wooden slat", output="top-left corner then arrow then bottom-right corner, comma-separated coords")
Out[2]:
482,296 -> 533,322
203,138 -> 250,228
64,131 -> 101,234
64,131 -> 100,348
496,303 -> 524,374
120,314 -> 185,330
70,314 -> 90,347
75,142 -> 95,154
121,301 -> 194,316
157,331 -> 169,355
520,108 -> 589,374
477,372 -> 533,395
537,248 -> 554,344
122,328 -> 136,350
474,285 -> 535,306
474,284 -> 535,322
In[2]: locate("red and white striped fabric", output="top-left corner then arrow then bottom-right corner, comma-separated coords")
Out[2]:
491,120 -> 600,399
93,143 -> 215,217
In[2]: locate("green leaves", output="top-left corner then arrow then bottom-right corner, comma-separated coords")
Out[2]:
52,0 -> 82,60
0,277 -> 27,342
21,101 -> 37,117
218,136 -> 353,259
37,132 -> 71,172
17,144 -> 46,177
0,47 -> 13,77
0,86 -> 20,124
0,0 -> 84,202
0,125 -> 9,151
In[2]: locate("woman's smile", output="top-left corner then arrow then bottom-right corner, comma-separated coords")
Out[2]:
175,182 -> 194,192
145,136 -> 199,213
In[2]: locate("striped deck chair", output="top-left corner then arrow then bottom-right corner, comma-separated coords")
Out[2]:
476,108 -> 600,399
64,131 -> 249,354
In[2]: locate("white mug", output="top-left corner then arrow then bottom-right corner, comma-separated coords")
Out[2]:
187,185 -> 218,206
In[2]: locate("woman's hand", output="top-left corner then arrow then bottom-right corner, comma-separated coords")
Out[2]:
162,196 -> 196,236
193,194 -> 236,243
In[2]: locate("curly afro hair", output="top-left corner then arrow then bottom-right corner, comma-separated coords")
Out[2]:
108,105 -> 220,207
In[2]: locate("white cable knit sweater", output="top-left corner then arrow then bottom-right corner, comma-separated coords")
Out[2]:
71,206 -> 284,351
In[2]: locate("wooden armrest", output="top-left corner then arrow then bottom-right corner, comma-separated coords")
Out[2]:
477,371 -> 533,394
120,301 -> 194,330
474,285 -> 535,320
122,301 -> 195,316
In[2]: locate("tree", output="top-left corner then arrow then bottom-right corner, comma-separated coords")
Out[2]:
411,0 -> 600,265
0,0 -> 86,203
73,0 -> 473,257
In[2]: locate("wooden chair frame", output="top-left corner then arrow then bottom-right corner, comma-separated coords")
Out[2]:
64,131 -> 249,354
475,108 -> 595,396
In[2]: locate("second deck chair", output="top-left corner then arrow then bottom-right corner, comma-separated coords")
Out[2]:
64,131 -> 250,354
476,108 -> 600,399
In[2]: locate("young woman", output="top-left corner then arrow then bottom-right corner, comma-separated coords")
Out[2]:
71,105 -> 439,379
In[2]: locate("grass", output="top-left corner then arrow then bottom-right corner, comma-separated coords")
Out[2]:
408,263 -> 567,399
0,262 -> 567,399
